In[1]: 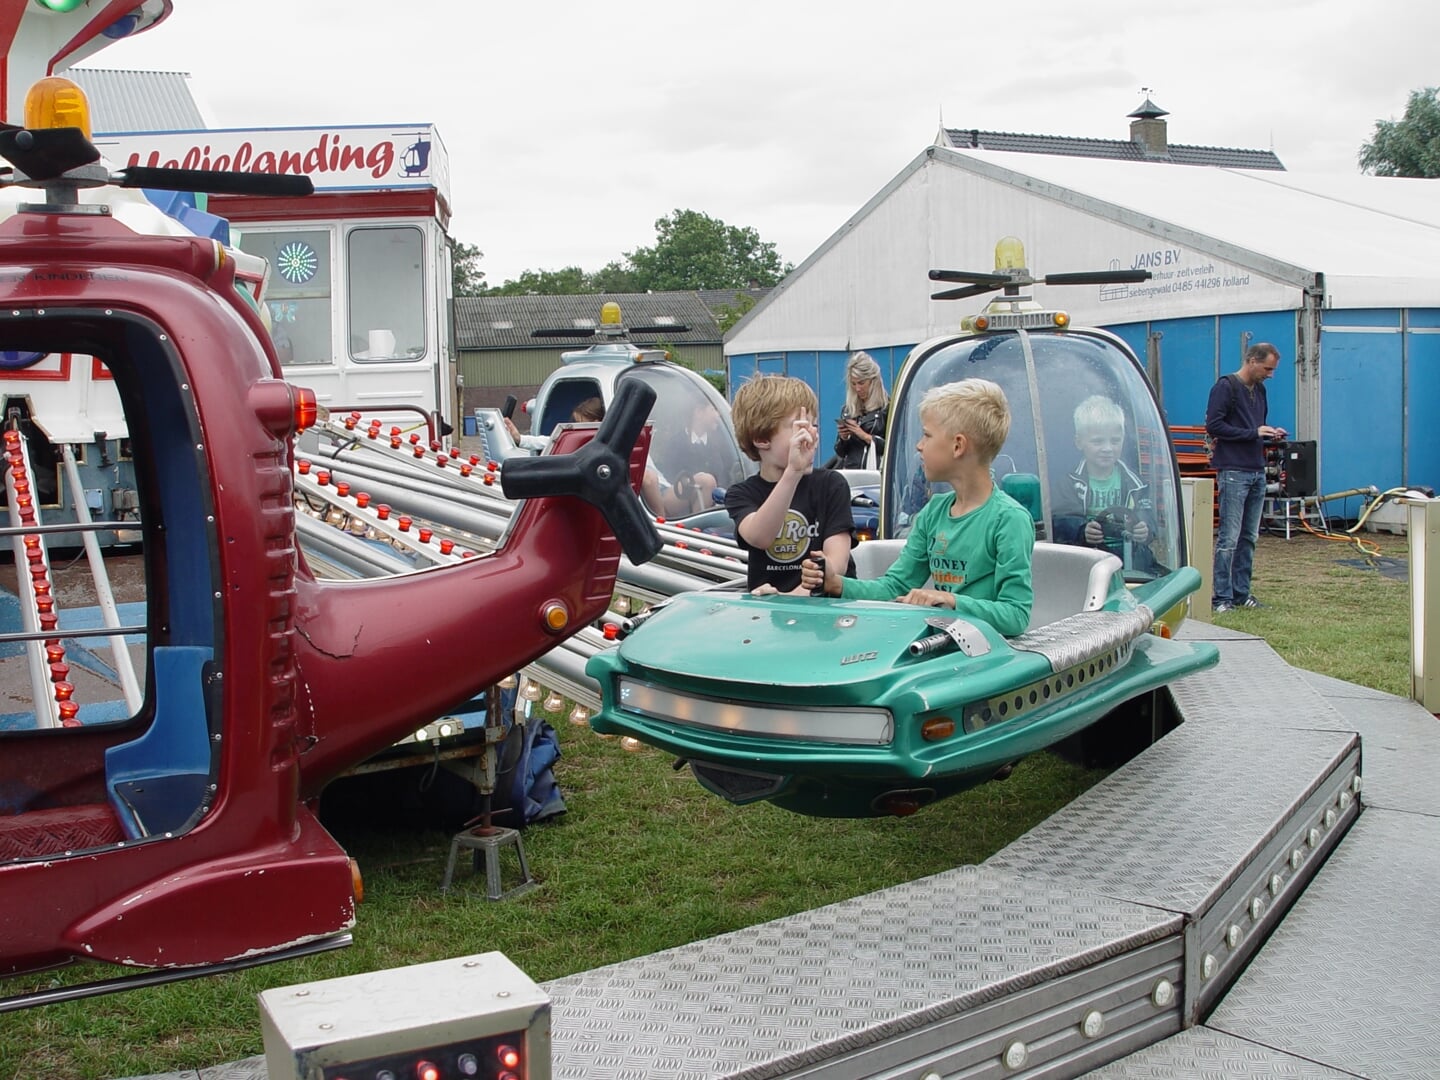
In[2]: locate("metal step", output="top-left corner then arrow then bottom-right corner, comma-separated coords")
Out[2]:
1205,808 -> 1440,1079
987,623 -> 1362,1026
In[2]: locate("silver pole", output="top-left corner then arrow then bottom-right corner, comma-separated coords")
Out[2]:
61,445 -> 143,713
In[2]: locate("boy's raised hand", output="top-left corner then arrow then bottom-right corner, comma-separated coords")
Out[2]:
788,410 -> 818,473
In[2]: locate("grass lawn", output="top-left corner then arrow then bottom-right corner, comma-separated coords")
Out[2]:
0,530 -> 1414,1079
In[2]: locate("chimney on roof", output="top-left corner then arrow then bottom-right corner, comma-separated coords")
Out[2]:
1128,94 -> 1169,157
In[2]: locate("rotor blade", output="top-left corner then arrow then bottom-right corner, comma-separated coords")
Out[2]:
530,328 -> 597,339
928,268 -> 1011,285
1043,270 -> 1152,286
930,283 -> 1001,301
625,325 -> 690,335
114,167 -> 314,197
0,126 -> 99,180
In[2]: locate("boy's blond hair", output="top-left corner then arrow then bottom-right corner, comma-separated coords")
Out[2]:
731,375 -> 819,461
920,379 -> 1011,463
1072,395 -> 1125,437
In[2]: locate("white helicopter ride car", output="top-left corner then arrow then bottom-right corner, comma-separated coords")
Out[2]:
471,302 -> 754,534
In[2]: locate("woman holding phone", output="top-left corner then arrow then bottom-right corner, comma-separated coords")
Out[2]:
827,351 -> 889,470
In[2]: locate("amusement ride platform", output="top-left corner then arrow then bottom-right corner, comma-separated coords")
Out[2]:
119,621 -> 1439,1080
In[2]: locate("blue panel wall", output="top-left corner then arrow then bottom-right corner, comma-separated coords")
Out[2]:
1321,314 -> 1403,493
730,304 -> 1440,497
1107,323 -> 1148,369
728,346 -> 915,435
1407,323 -> 1440,490
1150,317 -> 1216,428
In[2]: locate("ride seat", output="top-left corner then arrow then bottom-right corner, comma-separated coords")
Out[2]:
851,539 -> 1118,632
999,472 -> 1043,523
1026,543 -> 1121,631
104,645 -> 214,840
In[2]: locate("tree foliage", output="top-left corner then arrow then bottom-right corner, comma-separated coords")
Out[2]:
449,239 -> 487,297
709,290 -> 759,333
483,209 -> 790,295
1358,87 -> 1440,177
626,209 -> 789,291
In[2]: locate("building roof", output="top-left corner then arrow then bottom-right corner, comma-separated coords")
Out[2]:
70,68 -> 209,133
939,126 -> 1285,171
456,292 -> 724,351
696,287 -> 771,316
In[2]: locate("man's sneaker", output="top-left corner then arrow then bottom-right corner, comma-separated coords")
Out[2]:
1240,596 -> 1264,609
1213,602 -> 1234,614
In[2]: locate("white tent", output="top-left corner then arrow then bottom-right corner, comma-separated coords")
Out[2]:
727,146 -> 1440,355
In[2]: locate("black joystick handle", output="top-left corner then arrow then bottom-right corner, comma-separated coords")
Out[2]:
500,381 -> 663,565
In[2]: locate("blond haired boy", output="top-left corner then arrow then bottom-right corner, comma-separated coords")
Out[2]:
725,375 -> 855,595
818,379 -> 1033,637
1054,394 -> 1154,564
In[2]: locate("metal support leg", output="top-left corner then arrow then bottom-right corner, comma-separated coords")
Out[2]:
438,683 -> 538,901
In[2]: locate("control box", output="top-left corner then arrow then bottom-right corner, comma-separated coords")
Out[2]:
259,952 -> 550,1080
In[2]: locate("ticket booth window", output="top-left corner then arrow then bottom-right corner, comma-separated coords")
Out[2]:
239,229 -> 334,367
348,226 -> 425,363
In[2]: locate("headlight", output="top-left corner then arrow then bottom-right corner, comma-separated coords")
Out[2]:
617,678 -> 893,745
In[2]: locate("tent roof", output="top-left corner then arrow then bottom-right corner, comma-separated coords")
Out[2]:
934,148 -> 1440,309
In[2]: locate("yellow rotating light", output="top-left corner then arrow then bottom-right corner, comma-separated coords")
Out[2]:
600,302 -> 622,326
994,236 -> 1026,271
25,77 -> 92,139
1053,311 -> 1070,328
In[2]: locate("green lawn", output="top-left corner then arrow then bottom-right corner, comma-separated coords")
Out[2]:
0,532 -> 1414,1079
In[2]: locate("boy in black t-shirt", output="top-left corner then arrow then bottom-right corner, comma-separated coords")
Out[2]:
725,376 -> 854,594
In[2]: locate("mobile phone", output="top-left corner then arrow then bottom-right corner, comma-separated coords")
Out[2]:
502,395 -> 517,419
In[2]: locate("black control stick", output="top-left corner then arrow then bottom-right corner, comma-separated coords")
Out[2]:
499,381 -> 663,565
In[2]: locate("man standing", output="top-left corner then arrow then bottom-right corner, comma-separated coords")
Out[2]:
1206,342 -> 1286,613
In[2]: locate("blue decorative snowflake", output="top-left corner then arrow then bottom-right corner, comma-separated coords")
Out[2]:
276,241 -> 318,284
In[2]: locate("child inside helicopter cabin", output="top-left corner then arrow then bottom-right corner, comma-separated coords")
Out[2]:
725,375 -> 856,595
1052,394 -> 1156,569
813,379 -> 1034,637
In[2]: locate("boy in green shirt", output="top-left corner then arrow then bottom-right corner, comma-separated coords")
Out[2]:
811,378 -> 1034,637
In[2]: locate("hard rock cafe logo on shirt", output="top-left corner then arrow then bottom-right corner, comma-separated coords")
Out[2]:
767,510 -> 820,564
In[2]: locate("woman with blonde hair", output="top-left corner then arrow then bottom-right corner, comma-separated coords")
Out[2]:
828,351 -> 889,469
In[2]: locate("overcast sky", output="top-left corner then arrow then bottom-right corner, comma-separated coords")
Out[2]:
93,0 -> 1438,287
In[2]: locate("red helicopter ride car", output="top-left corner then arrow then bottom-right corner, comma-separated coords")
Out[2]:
0,77 -> 661,1007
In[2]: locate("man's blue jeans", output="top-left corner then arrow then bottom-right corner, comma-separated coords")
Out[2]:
1213,468 -> 1266,606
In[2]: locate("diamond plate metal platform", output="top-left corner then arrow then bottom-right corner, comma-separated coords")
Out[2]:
545,866 -> 1180,1078
1080,1026 -> 1360,1078
112,631 -> 1439,1080
1299,670 -> 1440,815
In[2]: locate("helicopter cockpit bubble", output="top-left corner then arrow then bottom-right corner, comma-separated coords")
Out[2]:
885,328 -> 1179,582
617,363 -> 753,513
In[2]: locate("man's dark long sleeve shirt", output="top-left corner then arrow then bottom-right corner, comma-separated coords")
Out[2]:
1205,375 -> 1267,471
